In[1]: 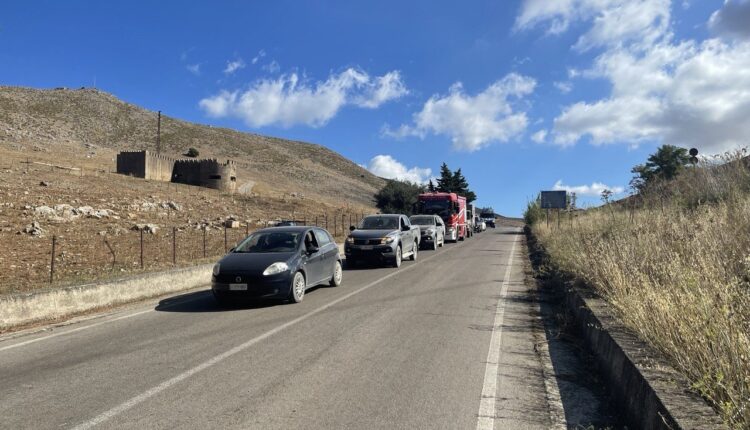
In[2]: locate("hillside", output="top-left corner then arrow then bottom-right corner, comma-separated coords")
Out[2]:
0,85 -> 385,207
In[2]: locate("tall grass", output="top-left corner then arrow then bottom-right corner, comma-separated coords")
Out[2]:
534,152 -> 750,428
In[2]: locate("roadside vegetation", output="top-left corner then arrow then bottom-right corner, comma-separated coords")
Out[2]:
527,147 -> 750,428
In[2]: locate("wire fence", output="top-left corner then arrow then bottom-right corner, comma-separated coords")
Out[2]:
6,211 -> 368,294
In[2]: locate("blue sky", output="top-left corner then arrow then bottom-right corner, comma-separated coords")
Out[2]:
2,0 -> 749,216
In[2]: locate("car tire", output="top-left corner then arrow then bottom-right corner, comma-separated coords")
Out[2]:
432,236 -> 438,250
393,245 -> 402,268
329,260 -> 343,287
410,242 -> 418,261
288,271 -> 306,303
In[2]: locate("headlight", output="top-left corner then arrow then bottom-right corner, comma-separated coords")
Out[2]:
212,263 -> 220,277
380,236 -> 395,244
263,262 -> 289,276
426,228 -> 435,235
346,236 -> 355,244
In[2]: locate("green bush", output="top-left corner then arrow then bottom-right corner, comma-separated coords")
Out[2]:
185,147 -> 199,158
523,198 -> 544,226
375,180 -> 425,215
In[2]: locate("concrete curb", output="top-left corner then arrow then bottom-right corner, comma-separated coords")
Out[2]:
525,228 -> 724,429
0,263 -> 213,331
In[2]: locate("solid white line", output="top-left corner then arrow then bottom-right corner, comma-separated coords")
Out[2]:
476,231 -> 518,430
0,309 -> 152,353
72,242 -> 460,430
0,290 -> 208,353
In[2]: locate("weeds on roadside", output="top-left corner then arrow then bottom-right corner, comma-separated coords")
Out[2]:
533,151 -> 750,428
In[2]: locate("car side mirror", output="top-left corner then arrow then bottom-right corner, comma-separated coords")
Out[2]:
229,247 -> 235,252
402,224 -> 410,231
306,245 -> 319,254
349,225 -> 356,232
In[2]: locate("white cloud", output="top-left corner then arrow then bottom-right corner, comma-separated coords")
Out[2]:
385,73 -> 536,152
367,155 -> 432,184
531,129 -> 548,143
354,71 -> 409,108
186,64 -> 201,76
263,60 -> 280,74
251,50 -> 266,64
709,0 -> 750,40
199,68 -> 408,128
517,0 -> 750,154
515,0 -> 671,51
553,180 -> 625,196
554,81 -> 573,93
223,58 -> 246,75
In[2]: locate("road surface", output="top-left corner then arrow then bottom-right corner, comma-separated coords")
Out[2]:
0,227 -> 614,429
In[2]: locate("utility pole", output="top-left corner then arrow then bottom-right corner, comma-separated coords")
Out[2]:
156,110 -> 162,154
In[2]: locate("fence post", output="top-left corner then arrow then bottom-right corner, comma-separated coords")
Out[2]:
315,216 -> 318,227
325,214 -> 328,230
334,214 -> 337,236
49,235 -> 57,284
104,236 -> 116,270
172,227 -> 177,265
245,222 -> 249,237
140,229 -> 144,269
224,225 -> 228,252
203,227 -> 207,258
342,214 -> 346,235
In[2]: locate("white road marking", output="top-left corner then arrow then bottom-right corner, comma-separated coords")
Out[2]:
0,290 -> 208,352
72,242 -> 461,430
476,231 -> 518,430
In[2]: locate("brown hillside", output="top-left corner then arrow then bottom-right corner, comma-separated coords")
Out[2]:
0,85 -> 384,207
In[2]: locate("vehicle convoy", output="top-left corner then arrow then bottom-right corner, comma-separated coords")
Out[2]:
211,226 -> 342,305
415,192 -> 468,242
409,214 -> 446,250
345,214 -> 420,267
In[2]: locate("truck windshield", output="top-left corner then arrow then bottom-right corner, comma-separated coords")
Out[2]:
410,216 -> 435,226
234,231 -> 302,253
358,216 -> 399,230
418,200 -> 452,218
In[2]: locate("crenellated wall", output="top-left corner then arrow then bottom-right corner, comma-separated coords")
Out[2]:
116,151 -> 236,193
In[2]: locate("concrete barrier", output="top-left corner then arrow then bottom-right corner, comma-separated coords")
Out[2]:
0,264 -> 213,331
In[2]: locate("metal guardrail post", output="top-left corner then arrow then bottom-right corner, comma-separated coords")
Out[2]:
49,235 -> 56,284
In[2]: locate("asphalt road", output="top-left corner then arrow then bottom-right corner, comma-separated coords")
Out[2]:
1,227 -> 575,429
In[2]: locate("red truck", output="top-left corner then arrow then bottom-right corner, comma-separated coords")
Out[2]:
415,192 -> 467,242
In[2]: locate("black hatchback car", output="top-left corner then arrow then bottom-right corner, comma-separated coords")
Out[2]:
211,226 -> 342,305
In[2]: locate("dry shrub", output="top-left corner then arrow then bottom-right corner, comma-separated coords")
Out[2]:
535,152 -> 750,428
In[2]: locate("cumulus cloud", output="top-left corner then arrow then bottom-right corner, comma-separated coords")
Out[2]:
186,64 -> 201,76
199,68 -> 408,128
531,129 -> 548,143
517,0 -> 750,154
515,0 -> 671,51
224,58 -> 246,75
709,0 -> 750,39
385,73 -> 536,152
553,180 -> 625,196
367,155 -> 432,184
263,60 -> 280,74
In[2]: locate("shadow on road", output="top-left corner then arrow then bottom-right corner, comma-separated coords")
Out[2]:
155,289 -> 281,313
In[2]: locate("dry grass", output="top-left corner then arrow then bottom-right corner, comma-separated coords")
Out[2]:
534,154 -> 750,428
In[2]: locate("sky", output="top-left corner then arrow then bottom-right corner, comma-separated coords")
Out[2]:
2,0 -> 749,216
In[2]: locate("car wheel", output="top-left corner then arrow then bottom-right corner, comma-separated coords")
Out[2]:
329,260 -> 343,287
439,234 -> 445,247
288,271 -> 306,303
432,236 -> 438,250
393,245 -> 402,268
410,242 -> 418,261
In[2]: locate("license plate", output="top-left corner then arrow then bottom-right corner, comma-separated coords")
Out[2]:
229,283 -> 247,291
359,245 -> 373,250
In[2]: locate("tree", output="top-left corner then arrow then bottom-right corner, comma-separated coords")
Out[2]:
427,179 -> 436,192
185,147 -> 200,158
523,195 -> 544,226
374,180 -> 425,215
436,163 -> 454,192
630,145 -> 692,191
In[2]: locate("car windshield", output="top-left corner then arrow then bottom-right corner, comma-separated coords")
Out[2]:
234,231 -> 302,253
410,216 -> 435,226
358,216 -> 399,230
